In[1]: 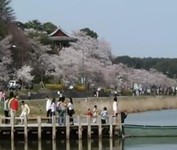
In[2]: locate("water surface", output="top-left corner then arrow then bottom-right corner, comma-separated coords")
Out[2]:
125,109 -> 177,125
1,138 -> 177,150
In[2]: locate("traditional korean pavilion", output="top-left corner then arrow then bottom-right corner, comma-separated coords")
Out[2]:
48,27 -> 77,50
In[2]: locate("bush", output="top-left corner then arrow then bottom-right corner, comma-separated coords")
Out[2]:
45,84 -> 66,90
74,85 -> 87,92
120,89 -> 133,96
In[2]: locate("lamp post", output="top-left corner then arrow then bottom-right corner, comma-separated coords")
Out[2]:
12,45 -> 24,89
76,45 -> 85,85
12,45 -> 23,67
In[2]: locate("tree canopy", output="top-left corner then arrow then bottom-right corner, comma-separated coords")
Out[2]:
80,28 -> 98,39
0,0 -> 15,38
113,56 -> 177,78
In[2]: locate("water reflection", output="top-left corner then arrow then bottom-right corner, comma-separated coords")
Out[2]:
2,138 -> 177,150
0,139 -> 123,150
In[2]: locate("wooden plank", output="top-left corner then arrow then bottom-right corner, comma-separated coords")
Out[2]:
11,140 -> 14,150
11,116 -> 14,140
52,140 -> 56,150
24,115 -> 28,141
37,116 -> 42,140
109,138 -> 113,150
78,140 -> 82,150
118,113 -> 122,134
66,115 -> 70,139
87,116 -> 91,139
38,140 -> 42,150
78,116 -> 82,139
109,116 -> 113,138
66,139 -> 70,150
98,115 -> 102,138
88,139 -> 91,150
98,139 -> 102,150
24,141 -> 28,150
52,116 -> 56,140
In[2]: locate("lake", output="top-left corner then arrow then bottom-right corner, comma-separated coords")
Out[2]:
1,109 -> 177,150
1,138 -> 177,150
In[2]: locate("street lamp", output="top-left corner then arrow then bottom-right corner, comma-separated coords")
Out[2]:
12,45 -> 24,67
77,45 -> 85,85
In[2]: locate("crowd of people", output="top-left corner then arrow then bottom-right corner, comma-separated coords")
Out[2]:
3,92 -> 30,125
2,91 -> 127,131
45,96 -> 75,125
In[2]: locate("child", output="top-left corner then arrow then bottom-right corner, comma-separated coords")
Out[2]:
101,107 -> 108,124
86,109 -> 93,116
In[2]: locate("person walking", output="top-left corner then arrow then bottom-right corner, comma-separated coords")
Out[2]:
19,101 -> 30,124
28,91 -> 31,100
45,96 -> 52,123
67,98 -> 74,125
4,97 -> 9,124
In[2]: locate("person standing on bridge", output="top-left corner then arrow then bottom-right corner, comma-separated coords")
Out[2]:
8,95 -> 19,124
113,97 -> 118,124
67,98 -> 74,125
4,97 -> 9,124
46,96 -> 52,123
19,101 -> 30,124
92,105 -> 98,123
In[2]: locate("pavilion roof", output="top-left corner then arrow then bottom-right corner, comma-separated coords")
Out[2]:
48,26 -> 77,41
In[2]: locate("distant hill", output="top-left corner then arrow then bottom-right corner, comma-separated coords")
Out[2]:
113,56 -> 177,78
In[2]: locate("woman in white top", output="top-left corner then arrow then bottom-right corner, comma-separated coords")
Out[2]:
113,97 -> 118,124
20,101 -> 30,124
51,98 -> 56,116
92,105 -> 98,123
113,97 -> 118,116
67,98 -> 74,125
46,96 -> 52,123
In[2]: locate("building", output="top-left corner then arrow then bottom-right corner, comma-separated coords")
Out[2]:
48,27 -> 77,50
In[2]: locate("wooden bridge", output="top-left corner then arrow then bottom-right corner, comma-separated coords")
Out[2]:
0,115 -> 122,140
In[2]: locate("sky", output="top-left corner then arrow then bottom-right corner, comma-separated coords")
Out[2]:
11,0 -> 177,58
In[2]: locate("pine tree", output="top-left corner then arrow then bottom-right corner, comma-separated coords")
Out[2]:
0,0 -> 15,38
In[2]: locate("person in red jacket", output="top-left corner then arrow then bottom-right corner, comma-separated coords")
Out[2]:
86,109 -> 93,116
8,95 -> 19,123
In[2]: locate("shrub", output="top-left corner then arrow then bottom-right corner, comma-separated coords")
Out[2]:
121,89 -> 133,96
74,85 -> 87,92
45,84 -> 66,90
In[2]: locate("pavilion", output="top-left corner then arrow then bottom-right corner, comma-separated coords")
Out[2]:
48,27 -> 77,50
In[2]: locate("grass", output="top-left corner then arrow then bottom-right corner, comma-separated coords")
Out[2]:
0,96 -> 177,117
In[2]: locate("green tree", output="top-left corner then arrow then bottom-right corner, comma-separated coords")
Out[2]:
80,28 -> 98,39
24,19 -> 42,30
0,0 -> 16,38
42,22 -> 57,34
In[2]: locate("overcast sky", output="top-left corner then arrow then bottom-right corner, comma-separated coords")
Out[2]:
12,0 -> 177,58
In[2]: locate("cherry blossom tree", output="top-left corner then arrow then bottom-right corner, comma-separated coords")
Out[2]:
44,31 -> 112,85
0,36 -> 13,82
16,65 -> 34,83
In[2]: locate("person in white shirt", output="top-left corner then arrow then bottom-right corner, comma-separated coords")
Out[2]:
20,101 -> 30,124
92,105 -> 98,123
101,107 -> 108,124
51,98 -> 56,116
113,97 -> 118,124
67,98 -> 74,125
46,96 -> 52,123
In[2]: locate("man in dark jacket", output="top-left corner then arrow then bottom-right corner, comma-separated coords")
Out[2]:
121,112 -> 127,136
